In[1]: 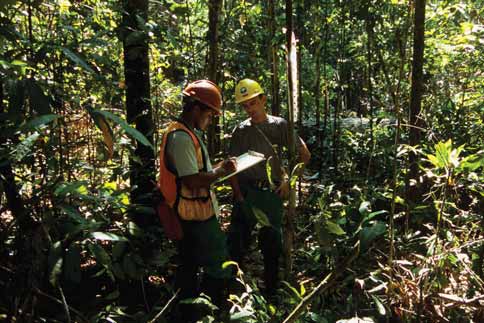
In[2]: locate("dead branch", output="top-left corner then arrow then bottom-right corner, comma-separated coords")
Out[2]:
282,241 -> 360,323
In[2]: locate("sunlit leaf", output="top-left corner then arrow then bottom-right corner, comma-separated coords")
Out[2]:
11,132 -> 39,162
88,109 -> 114,159
91,232 -> 128,241
325,220 -> 346,236
94,110 -> 153,149
358,201 -> 371,216
61,47 -> 95,74
251,206 -> 271,227
48,241 -> 63,287
371,294 -> 386,316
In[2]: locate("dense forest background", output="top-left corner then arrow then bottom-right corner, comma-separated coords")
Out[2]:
0,0 -> 483,322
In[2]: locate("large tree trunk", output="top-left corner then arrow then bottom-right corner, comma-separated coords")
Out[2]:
268,0 -> 280,116
406,0 -> 426,208
207,0 -> 223,156
122,0 -> 155,228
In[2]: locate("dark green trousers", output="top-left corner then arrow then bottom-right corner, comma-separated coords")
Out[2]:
175,215 -> 230,322
227,186 -> 283,292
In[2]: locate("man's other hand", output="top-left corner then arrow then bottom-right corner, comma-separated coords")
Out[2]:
222,157 -> 237,174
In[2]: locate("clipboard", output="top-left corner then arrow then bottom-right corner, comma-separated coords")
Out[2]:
217,150 -> 265,182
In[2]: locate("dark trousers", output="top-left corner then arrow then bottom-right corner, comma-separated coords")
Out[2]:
227,186 -> 283,292
175,216 -> 230,322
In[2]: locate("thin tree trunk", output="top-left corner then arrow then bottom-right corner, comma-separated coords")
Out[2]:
332,0 -> 346,175
207,0 -> 223,156
365,2 -> 374,182
268,0 -> 280,116
314,46 -> 321,130
406,0 -> 426,210
284,0 -> 297,279
296,1 -> 303,205
122,0 -> 155,228
320,13 -> 329,176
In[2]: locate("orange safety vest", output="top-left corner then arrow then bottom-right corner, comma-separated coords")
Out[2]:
158,121 -> 214,221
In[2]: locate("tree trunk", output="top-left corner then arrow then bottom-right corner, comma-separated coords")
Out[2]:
0,78 -> 45,320
365,2 -> 374,181
122,0 -> 155,228
207,0 -> 223,156
284,0 -> 297,279
406,0 -> 426,208
320,10 -> 329,175
268,0 -> 280,116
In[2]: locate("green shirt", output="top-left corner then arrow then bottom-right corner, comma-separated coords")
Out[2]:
229,115 -> 301,185
166,128 -> 219,217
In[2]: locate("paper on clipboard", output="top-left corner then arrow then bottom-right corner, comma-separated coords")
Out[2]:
217,150 -> 265,182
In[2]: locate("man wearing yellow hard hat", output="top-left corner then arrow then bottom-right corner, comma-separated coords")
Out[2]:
228,78 -> 311,295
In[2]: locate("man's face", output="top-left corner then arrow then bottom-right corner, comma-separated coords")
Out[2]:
196,106 -> 214,131
240,95 -> 266,121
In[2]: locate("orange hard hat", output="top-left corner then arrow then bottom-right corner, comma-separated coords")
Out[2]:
182,80 -> 222,115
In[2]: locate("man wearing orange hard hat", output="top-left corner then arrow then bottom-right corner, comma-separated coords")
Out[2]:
157,80 -> 236,321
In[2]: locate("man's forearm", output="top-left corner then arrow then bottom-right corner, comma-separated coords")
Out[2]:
181,167 -> 227,189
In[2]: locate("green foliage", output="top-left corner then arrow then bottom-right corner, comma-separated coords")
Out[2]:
1,0 -> 483,322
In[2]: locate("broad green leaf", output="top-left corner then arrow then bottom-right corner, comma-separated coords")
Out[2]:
61,47 -> 95,74
265,156 -> 274,188
91,232 -> 128,241
461,155 -> 484,171
60,205 -> 89,225
282,281 -> 302,300
371,294 -> 387,316
360,221 -> 387,249
251,206 -> 271,227
336,317 -> 375,323
427,154 -> 440,168
55,181 -> 89,196
222,260 -> 239,270
48,241 -> 63,287
180,296 -> 218,311
90,244 -> 111,267
434,140 -> 452,169
230,309 -> 253,321
11,132 -> 39,162
358,201 -> 371,215
325,220 -> 346,236
87,109 -> 114,159
21,114 -> 60,130
290,162 -> 305,178
94,110 -> 153,149
363,210 -> 388,223
128,221 -> 144,237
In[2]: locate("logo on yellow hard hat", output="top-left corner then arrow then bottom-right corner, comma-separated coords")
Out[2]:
235,79 -> 264,103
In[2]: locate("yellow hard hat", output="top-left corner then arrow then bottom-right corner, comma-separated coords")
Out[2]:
235,79 -> 264,103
